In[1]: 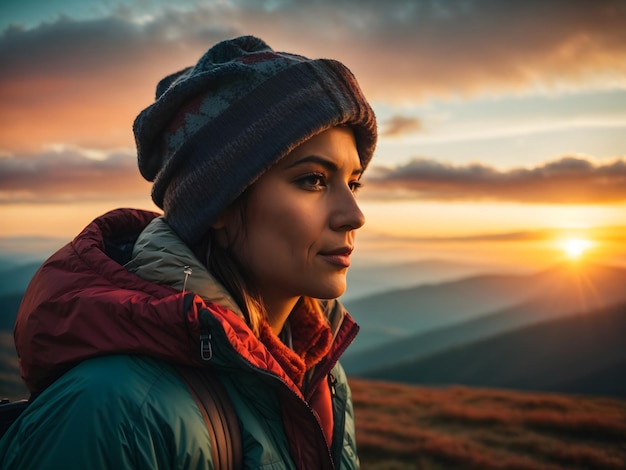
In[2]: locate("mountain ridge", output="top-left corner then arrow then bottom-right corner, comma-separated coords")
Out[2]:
343,263 -> 626,373
344,262 -> 626,352
362,300 -> 626,398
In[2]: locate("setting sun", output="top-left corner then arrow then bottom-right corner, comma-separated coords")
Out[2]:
563,238 -> 593,259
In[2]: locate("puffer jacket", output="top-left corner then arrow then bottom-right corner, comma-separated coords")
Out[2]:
0,208 -> 360,469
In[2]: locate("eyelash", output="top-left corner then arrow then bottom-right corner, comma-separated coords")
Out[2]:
350,180 -> 363,193
297,172 -> 362,193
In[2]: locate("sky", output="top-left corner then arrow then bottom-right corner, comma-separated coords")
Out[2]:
1,0 -> 625,272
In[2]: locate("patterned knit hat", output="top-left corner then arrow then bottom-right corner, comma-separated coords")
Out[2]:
134,35 -> 377,246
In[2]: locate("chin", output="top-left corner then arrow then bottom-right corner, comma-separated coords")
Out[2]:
310,282 -> 347,300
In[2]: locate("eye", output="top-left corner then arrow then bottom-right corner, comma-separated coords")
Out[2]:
349,180 -> 363,194
297,172 -> 327,191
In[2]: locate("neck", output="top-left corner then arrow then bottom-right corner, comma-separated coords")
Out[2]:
265,296 -> 300,335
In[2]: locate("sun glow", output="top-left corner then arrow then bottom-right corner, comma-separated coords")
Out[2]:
563,238 -> 593,259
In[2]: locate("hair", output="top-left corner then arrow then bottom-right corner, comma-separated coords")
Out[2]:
194,231 -> 266,336
192,190 -> 324,337
191,190 -> 265,336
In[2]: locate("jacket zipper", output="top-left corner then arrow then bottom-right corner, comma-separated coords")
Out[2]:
199,308 -> 215,362
305,317 -> 359,401
197,306 -> 337,469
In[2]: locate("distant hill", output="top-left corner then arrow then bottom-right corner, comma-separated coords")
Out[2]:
344,262 -> 626,352
345,271 -> 538,351
0,261 -> 37,332
0,293 -> 23,331
0,236 -> 59,300
362,301 -> 626,398
555,359 -> 626,397
342,258 -> 511,301
0,261 -> 42,296
0,237 -> 64,265
344,264 -> 626,373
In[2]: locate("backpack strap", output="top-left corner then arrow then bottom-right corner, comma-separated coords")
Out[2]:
177,367 -> 242,469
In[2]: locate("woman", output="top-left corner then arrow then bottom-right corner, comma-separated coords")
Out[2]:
0,35 -> 376,469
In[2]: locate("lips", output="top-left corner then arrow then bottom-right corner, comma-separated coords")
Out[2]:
319,247 -> 353,268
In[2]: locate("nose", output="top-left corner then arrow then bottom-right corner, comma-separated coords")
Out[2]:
329,186 -> 366,231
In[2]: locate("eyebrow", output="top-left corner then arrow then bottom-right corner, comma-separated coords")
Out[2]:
286,155 -> 363,176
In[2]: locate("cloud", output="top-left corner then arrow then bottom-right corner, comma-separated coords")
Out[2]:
238,0 -> 626,100
364,156 -> 626,204
0,12 -> 235,152
1,0 -> 626,151
381,115 -> 423,137
0,146 -> 151,203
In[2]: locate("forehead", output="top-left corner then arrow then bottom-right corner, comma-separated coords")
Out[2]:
279,127 -> 360,169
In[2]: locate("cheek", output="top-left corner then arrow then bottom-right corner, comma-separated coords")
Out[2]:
246,198 -> 321,258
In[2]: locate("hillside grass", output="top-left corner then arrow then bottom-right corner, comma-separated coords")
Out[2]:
350,378 -> 626,470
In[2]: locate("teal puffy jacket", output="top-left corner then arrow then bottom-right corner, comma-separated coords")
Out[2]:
0,209 -> 360,469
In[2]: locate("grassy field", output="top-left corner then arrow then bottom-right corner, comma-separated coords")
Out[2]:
350,378 -> 626,470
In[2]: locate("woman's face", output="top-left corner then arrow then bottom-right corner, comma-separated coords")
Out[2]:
217,126 -> 365,309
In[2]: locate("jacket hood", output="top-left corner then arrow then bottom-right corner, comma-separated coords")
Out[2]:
125,217 -> 242,316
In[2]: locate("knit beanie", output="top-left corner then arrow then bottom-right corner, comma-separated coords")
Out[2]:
133,35 -> 377,246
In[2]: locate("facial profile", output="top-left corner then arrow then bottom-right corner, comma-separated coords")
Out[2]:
213,126 -> 365,314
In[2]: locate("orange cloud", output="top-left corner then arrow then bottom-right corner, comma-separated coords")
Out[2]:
364,156 -> 626,204
381,115 -> 423,137
0,146 -> 151,203
0,17 -> 226,152
2,1 -> 626,153
255,0 -> 626,100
